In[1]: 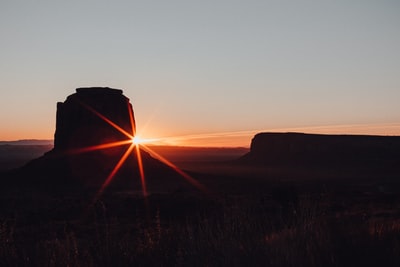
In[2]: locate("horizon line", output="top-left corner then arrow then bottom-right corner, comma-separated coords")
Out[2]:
2,122 -> 400,147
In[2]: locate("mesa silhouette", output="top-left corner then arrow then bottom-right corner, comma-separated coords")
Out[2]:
241,132 -> 400,169
10,87 -> 189,194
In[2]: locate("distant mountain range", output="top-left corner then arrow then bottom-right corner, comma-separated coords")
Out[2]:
0,141 -> 53,170
0,139 -> 53,146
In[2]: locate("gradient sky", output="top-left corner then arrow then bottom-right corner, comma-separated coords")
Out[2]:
1,1 -> 399,146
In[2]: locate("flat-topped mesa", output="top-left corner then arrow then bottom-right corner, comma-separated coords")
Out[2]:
243,132 -> 400,165
54,87 -> 136,150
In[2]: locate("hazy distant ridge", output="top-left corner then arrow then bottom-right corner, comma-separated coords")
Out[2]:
0,139 -> 54,146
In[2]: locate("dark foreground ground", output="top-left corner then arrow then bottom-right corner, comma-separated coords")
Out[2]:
0,146 -> 399,266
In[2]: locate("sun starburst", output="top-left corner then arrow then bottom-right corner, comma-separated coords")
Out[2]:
64,100 -> 208,203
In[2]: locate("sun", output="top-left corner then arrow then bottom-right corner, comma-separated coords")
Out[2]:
131,136 -> 142,145
131,135 -> 160,145
132,135 -> 149,145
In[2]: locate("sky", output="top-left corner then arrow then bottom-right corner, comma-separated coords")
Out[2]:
1,0 -> 399,147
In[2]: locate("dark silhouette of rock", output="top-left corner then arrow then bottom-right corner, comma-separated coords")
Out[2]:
6,88 -> 193,195
240,132 -> 400,167
55,87 -> 135,150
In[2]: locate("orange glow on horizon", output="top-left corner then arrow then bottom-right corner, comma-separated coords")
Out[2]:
4,123 -> 400,148
131,123 -> 400,147
132,135 -> 160,145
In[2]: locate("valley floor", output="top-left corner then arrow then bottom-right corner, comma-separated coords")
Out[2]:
1,161 -> 400,266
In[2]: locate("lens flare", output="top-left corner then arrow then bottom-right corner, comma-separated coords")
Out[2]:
96,143 -> 135,197
70,99 -> 209,203
66,139 -> 133,155
77,100 -> 134,139
127,101 -> 136,136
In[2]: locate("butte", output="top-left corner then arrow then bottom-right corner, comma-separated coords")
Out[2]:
11,87 -> 194,195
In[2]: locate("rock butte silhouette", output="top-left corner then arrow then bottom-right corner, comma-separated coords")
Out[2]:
13,87 -> 189,194
55,87 -> 135,150
241,132 -> 400,167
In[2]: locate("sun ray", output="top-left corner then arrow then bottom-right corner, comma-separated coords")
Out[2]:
73,98 -> 208,202
95,143 -> 135,199
140,144 -> 208,193
77,100 -> 133,140
66,139 -> 133,155
135,144 -> 148,197
127,101 -> 136,136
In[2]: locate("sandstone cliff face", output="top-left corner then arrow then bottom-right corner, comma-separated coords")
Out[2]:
243,132 -> 400,165
54,87 -> 135,150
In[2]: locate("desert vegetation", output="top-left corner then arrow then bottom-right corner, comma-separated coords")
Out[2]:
1,177 -> 399,266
